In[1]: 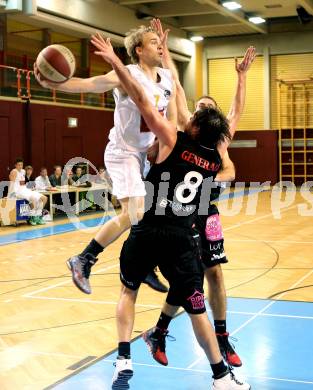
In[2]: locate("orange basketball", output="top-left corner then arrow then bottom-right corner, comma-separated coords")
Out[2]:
36,44 -> 76,83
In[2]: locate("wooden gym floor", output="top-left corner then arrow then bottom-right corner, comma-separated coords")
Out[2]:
0,189 -> 312,389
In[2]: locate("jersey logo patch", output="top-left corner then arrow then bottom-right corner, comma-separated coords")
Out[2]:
164,89 -> 171,98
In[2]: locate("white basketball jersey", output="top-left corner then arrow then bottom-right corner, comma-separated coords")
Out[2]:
109,64 -> 173,152
11,169 -> 26,193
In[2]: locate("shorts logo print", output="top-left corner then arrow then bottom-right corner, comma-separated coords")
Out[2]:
120,271 -> 134,287
187,290 -> 205,311
205,214 -> 223,241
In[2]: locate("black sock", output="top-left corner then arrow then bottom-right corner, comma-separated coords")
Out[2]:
80,239 -> 104,258
118,342 -> 130,359
156,312 -> 173,331
211,360 -> 229,379
214,320 -> 227,334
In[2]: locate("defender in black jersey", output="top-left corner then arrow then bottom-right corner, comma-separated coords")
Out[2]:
120,129 -> 222,314
91,34 -> 250,390
144,22 -> 255,370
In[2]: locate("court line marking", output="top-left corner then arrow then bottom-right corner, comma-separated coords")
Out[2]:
226,310 -> 313,320
227,238 -> 313,244
20,295 -> 313,319
0,215 -> 113,247
0,348 -> 84,359
187,268 -> 313,369
21,202 -> 307,326
22,295 -> 161,309
101,359 -> 313,385
230,270 -> 313,334
22,262 -> 119,298
22,202 -> 299,300
17,195 -> 311,378
223,204 -> 298,232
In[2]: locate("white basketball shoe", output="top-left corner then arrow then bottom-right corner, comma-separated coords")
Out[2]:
212,371 -> 251,389
111,357 -> 133,389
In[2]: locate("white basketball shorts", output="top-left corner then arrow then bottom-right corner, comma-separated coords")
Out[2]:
104,141 -> 146,200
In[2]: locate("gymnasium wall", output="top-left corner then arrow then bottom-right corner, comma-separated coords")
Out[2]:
0,99 -> 114,181
204,30 -> 313,59
208,56 -> 264,131
5,18 -> 113,76
35,0 -> 193,57
271,52 -> 313,129
205,30 -> 313,128
229,131 -> 278,184
204,31 -> 313,183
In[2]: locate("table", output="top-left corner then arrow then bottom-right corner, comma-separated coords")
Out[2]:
39,183 -> 110,220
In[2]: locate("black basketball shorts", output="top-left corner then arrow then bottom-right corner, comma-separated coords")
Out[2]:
194,203 -> 228,269
119,222 -> 206,315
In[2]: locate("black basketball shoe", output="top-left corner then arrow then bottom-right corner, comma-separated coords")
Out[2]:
67,253 -> 98,294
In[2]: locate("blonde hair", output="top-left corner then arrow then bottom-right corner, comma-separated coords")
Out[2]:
124,25 -> 156,64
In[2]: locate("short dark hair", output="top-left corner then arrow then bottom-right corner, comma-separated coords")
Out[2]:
189,107 -> 231,148
197,95 -> 218,108
54,165 -> 62,171
40,167 -> 47,172
15,158 -> 23,164
25,165 -> 33,170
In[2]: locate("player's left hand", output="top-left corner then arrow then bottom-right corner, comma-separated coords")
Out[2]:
91,33 -> 117,64
151,18 -> 170,49
235,46 -> 256,74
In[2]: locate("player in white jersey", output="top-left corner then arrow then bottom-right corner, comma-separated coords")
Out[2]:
8,158 -> 47,225
34,26 -> 176,294
105,62 -> 173,201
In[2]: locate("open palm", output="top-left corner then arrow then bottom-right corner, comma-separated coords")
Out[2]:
151,18 -> 169,48
235,46 -> 256,74
91,33 -> 116,64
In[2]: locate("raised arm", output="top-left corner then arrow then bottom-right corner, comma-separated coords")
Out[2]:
227,46 -> 256,134
91,33 -> 176,148
151,19 -> 191,130
218,46 -> 256,157
166,82 -> 177,128
215,150 -> 235,182
151,19 -> 179,81
34,63 -> 121,93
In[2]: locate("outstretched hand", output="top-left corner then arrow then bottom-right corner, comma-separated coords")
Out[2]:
33,62 -> 58,89
150,18 -> 170,49
235,46 -> 256,74
91,33 -> 117,64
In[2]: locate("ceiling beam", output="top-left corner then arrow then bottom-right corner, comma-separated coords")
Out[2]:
178,14 -> 235,29
299,0 -> 313,14
118,0 -> 170,5
147,0 -> 216,18
195,0 -> 267,34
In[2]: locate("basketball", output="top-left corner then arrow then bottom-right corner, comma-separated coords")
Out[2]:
36,44 -> 76,83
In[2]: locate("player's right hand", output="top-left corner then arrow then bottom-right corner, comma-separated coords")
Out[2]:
91,33 -> 117,65
33,62 -> 58,89
151,18 -> 170,49
235,46 -> 256,74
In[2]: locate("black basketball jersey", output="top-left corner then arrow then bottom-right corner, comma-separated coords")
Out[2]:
143,132 -> 222,227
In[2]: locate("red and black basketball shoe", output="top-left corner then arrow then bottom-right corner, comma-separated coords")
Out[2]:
216,332 -> 242,367
143,328 -> 175,366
